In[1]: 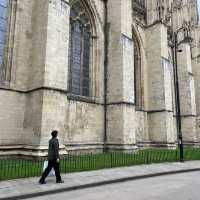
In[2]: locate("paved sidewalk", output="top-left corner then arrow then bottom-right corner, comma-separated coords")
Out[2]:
1,161 -> 200,200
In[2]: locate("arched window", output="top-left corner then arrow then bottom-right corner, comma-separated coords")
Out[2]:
133,34 -> 143,109
69,0 -> 92,97
0,0 -> 9,82
0,0 -> 16,84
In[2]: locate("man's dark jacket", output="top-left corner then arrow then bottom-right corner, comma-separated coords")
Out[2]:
48,137 -> 59,161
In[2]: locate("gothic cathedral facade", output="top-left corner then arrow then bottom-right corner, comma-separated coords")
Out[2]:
0,0 -> 200,156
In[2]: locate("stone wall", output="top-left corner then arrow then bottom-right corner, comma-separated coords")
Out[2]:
0,0 -> 200,156
0,90 -> 25,145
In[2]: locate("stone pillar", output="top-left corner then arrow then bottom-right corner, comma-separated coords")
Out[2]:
178,42 -> 197,145
106,0 -> 137,151
146,22 -> 176,147
39,0 -> 70,154
19,0 -> 68,156
193,56 -> 200,144
19,0 -> 49,152
44,0 -> 69,90
192,27 -> 200,144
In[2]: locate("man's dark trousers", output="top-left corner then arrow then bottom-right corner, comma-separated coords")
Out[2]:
40,160 -> 61,182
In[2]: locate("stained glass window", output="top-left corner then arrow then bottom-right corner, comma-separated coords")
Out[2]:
0,0 -> 9,82
69,0 -> 91,97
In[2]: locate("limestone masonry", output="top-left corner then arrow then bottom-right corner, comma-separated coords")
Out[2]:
0,0 -> 200,156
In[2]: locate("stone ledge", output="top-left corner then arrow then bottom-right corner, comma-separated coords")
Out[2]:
0,145 -> 68,158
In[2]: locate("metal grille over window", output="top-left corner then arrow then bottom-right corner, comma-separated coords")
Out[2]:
69,0 -> 91,97
0,0 -> 8,82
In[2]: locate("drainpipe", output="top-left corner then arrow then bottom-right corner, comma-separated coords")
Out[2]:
103,0 -> 108,153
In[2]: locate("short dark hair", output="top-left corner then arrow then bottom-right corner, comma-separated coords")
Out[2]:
51,130 -> 58,138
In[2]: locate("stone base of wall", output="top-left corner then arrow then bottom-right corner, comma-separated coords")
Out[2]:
65,143 -> 104,155
66,143 -> 138,154
137,141 -> 176,149
0,145 -> 68,158
106,144 -> 138,153
1,141 -> 200,158
138,141 -> 200,149
183,141 -> 200,148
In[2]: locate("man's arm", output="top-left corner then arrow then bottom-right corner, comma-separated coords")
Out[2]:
52,139 -> 59,160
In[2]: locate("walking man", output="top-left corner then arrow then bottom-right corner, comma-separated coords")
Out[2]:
39,130 -> 64,184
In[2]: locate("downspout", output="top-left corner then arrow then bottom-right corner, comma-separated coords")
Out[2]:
103,0 -> 108,152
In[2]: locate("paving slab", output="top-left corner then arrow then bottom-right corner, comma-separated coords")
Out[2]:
1,161 -> 200,200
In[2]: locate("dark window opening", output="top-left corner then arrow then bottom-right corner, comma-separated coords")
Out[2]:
133,35 -> 143,109
0,0 -> 9,82
69,0 -> 92,97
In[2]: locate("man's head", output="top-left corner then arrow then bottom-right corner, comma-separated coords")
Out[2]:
51,130 -> 58,138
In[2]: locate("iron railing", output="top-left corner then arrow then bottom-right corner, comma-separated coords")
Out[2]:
1,148 -> 200,181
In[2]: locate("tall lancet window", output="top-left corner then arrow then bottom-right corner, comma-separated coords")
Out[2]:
133,35 -> 143,109
69,1 -> 92,97
0,0 -> 9,82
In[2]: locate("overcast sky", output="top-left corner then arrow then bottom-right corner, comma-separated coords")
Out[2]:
198,0 -> 200,15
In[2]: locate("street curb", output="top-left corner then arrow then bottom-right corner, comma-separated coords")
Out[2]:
1,168 -> 200,200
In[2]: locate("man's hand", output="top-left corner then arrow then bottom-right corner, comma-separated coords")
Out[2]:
56,158 -> 59,163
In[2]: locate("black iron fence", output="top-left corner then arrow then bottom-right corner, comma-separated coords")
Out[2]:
1,148 -> 200,181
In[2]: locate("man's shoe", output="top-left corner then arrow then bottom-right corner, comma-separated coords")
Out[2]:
56,180 -> 64,183
39,180 -> 46,184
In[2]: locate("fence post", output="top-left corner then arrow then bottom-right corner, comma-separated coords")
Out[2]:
110,152 -> 113,168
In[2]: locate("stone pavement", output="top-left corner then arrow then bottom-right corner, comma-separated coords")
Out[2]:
1,161 -> 200,200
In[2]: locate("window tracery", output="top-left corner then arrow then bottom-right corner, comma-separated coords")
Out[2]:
69,0 -> 92,97
0,0 -> 9,82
